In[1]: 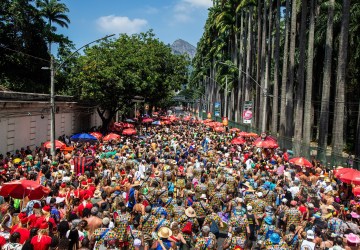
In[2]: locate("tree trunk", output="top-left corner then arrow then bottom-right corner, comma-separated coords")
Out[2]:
260,0 -> 267,132
263,0 -> 272,132
332,0 -> 351,160
271,0 -> 281,134
355,101 -> 360,168
318,0 -> 334,162
286,0 -> 297,139
245,6 -> 253,103
255,0 -> 262,128
303,0 -> 316,159
236,11 -> 244,122
279,0 -> 290,141
293,0 -> 308,156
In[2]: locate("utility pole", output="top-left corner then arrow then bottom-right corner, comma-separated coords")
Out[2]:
46,34 -> 115,159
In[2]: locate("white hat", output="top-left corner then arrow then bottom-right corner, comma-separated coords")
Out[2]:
256,192 -> 263,198
247,205 -> 253,211
134,239 -> 141,247
306,230 -> 315,240
200,194 -> 207,200
281,198 -> 288,203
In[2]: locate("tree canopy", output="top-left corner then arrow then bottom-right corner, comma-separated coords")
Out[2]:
67,31 -> 189,129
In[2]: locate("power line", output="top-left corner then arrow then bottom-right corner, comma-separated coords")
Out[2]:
0,44 -> 49,63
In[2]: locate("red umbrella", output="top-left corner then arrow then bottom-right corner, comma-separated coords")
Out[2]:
340,170 -> 360,185
352,186 -> 360,196
122,128 -> 137,136
203,119 -> 212,123
230,128 -> 240,133
90,132 -> 103,140
238,132 -> 249,137
122,123 -> 135,128
289,157 -> 313,168
142,118 -> 153,123
334,168 -> 356,178
214,126 -> 225,133
0,180 -> 50,200
43,140 -> 65,149
253,137 -> 279,148
183,116 -> 191,121
103,133 -> 121,141
231,137 -> 246,145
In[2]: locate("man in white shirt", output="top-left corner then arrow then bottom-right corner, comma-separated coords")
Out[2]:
300,230 -> 316,250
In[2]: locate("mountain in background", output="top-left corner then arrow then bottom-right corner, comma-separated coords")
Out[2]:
170,39 -> 196,59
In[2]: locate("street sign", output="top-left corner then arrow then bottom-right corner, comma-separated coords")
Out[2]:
214,102 -> 221,117
242,101 -> 253,124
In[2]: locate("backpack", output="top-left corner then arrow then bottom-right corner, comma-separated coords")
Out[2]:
182,221 -> 192,234
210,219 -> 219,235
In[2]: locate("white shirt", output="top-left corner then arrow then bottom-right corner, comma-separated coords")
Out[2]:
300,240 -> 315,250
289,186 -> 300,198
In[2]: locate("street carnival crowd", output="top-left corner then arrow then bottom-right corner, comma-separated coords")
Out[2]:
0,114 -> 359,250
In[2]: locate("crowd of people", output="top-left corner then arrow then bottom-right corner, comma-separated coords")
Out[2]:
0,116 -> 359,250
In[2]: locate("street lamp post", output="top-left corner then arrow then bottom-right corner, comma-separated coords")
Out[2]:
46,34 -> 115,158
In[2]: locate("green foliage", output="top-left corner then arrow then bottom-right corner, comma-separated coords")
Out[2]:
67,31 -> 189,121
0,0 -> 71,93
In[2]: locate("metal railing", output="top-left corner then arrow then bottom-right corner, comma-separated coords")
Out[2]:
196,111 -> 360,169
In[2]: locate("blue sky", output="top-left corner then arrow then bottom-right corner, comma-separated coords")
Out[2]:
58,0 -> 212,49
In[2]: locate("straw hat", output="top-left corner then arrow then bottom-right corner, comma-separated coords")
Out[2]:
158,226 -> 173,238
185,207 -> 197,218
93,190 -> 101,199
132,181 -> 141,187
246,186 -> 256,192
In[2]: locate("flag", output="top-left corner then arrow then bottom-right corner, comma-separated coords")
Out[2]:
73,156 -> 95,175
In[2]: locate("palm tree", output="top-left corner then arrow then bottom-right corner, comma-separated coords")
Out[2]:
286,0 -> 297,139
293,0 -> 308,155
271,0 -> 281,134
279,0 -> 290,139
36,0 -> 70,29
36,0 -> 70,52
303,0 -> 316,158
332,0 -> 351,160
318,0 -> 335,162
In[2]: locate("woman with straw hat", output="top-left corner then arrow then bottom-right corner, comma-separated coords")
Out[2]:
154,226 -> 175,250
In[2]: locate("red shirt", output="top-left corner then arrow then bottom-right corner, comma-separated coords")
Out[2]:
13,227 -> 30,244
34,216 -> 57,230
31,235 -> 52,250
28,214 -> 40,228
77,201 -> 93,217
298,205 -> 307,214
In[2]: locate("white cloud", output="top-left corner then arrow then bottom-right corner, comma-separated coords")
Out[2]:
183,0 -> 213,8
96,15 -> 148,35
173,0 -> 212,23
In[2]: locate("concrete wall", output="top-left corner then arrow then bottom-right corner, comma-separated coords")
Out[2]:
0,99 -> 102,154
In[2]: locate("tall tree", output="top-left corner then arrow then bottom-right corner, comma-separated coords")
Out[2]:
279,0 -> 290,140
36,0 -> 70,45
294,0 -> 308,155
286,0 -> 297,139
318,0 -> 335,162
332,0 -> 351,159
271,0 -> 281,134
303,0 -> 316,158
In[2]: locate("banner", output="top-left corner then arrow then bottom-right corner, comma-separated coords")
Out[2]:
214,102 -> 221,117
242,101 -> 253,124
